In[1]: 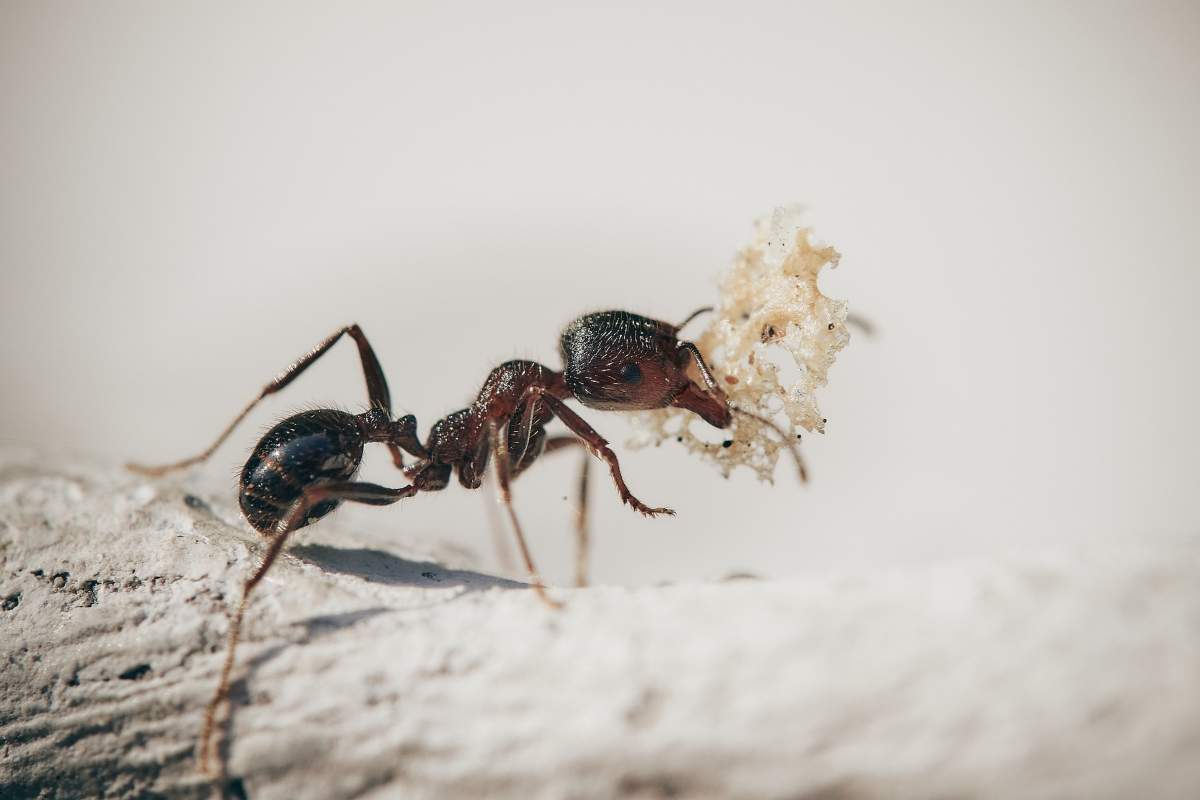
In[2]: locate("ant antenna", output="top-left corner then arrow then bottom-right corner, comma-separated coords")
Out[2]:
846,312 -> 876,337
675,306 -> 714,333
677,341 -> 721,394
731,406 -> 809,484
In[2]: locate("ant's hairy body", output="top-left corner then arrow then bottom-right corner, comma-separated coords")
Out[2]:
129,308 -> 802,772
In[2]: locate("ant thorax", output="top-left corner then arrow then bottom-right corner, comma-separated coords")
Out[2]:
629,206 -> 851,482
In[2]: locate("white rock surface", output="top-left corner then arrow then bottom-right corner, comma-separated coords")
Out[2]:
2,448 -> 1199,799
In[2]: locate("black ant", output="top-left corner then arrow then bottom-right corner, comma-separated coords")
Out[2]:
128,308 -> 805,772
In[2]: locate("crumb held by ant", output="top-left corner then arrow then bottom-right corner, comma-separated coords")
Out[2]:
629,206 -> 850,481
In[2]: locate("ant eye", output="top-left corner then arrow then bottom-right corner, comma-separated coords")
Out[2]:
620,363 -> 643,384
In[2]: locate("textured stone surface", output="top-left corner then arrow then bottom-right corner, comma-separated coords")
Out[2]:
2,448 -> 1199,799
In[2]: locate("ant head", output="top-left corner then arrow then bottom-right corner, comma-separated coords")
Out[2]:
559,310 -> 731,428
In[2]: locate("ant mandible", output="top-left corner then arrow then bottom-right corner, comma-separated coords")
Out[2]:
128,307 -> 804,772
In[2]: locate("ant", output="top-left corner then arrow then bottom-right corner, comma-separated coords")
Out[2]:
128,308 -> 806,773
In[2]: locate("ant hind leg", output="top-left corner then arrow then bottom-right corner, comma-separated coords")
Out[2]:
198,480 -> 416,775
129,324 -> 405,476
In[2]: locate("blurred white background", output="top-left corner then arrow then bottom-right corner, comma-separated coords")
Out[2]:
2,2 -> 1197,586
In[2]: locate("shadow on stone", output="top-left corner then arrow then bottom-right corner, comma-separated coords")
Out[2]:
296,606 -> 394,636
289,544 -> 527,592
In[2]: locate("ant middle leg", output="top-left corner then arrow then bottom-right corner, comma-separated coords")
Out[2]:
199,479 -> 417,774
482,435 -> 590,586
486,421 -> 562,610
129,324 -> 407,476
543,436 -> 591,587
505,400 -> 591,586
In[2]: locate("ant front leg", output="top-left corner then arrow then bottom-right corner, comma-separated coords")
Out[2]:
198,480 -> 417,775
527,388 -> 674,518
129,324 -> 407,476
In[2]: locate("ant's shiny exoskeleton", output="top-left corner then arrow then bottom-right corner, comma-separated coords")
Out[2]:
128,308 -> 805,772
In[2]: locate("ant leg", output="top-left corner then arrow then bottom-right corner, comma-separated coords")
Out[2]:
480,481 -> 518,575
531,390 -> 674,518
501,402 -> 590,585
129,324 -> 407,476
544,436 -> 591,587
481,400 -> 553,578
198,480 -> 417,775
486,421 -> 562,610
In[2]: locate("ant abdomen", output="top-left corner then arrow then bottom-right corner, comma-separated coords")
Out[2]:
238,409 -> 364,534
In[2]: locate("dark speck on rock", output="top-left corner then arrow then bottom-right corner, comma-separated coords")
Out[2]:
118,663 -> 151,681
225,777 -> 249,800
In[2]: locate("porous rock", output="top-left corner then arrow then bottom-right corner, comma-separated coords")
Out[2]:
1,449 -> 1198,799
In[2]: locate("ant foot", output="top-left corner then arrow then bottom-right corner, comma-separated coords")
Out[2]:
528,581 -> 564,609
625,496 -> 676,517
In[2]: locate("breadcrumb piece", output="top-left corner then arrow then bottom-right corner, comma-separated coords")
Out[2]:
628,207 -> 849,482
